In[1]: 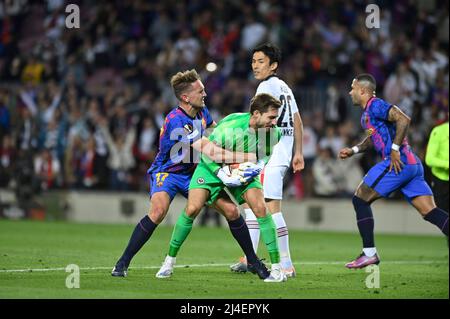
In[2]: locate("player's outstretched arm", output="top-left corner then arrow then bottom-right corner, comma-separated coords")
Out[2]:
339,136 -> 372,159
293,112 -> 305,172
192,137 -> 256,164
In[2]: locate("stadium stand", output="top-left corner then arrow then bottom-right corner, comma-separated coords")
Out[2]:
0,0 -> 448,200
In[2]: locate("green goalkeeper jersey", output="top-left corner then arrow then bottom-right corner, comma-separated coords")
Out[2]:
202,112 -> 282,173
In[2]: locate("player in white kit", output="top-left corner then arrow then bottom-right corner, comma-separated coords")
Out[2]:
230,43 -> 304,277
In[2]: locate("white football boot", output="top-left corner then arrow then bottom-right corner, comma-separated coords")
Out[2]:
155,255 -> 176,278
264,263 -> 287,282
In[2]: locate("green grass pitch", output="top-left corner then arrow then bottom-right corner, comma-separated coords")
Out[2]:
0,219 -> 448,299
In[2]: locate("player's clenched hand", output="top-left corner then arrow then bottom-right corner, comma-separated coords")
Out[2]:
389,150 -> 404,174
292,153 -> 304,173
338,148 -> 354,159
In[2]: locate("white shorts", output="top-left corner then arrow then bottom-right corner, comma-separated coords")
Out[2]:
261,165 -> 289,200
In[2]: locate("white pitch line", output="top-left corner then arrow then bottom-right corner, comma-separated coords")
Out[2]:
0,260 -> 447,273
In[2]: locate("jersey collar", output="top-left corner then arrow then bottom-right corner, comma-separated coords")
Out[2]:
177,105 -> 199,119
364,96 -> 376,110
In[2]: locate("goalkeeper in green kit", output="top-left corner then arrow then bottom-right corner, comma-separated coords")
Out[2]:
156,93 -> 287,282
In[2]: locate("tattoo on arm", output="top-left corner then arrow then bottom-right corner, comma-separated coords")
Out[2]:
357,136 -> 372,153
388,106 -> 410,145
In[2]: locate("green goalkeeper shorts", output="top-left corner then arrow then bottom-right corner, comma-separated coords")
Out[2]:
190,163 -> 263,206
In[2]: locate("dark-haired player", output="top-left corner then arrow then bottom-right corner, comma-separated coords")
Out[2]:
230,43 -> 304,278
339,73 -> 448,268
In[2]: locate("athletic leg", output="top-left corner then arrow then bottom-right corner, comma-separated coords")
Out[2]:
112,192 -> 170,277
401,164 -> 448,237
242,188 -> 286,282
345,181 -> 382,269
214,196 -> 270,279
168,188 -> 209,257
411,195 -> 448,236
264,166 -> 294,273
156,188 -> 209,278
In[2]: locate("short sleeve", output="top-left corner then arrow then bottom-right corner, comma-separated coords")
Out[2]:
369,99 -> 392,120
256,81 -> 271,96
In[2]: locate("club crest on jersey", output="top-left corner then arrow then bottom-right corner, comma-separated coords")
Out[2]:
183,124 -> 200,139
366,128 -> 375,136
197,177 -> 205,184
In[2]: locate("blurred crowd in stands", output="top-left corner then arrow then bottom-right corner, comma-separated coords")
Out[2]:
0,0 -> 448,200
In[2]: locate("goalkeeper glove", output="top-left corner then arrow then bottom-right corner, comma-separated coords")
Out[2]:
216,167 -> 244,187
240,160 -> 265,179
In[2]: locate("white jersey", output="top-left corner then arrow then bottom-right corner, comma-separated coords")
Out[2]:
256,76 -> 299,167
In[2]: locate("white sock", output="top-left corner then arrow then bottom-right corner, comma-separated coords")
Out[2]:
244,208 -> 260,254
363,247 -> 377,257
165,255 -> 176,264
271,212 -> 293,268
271,263 -> 282,270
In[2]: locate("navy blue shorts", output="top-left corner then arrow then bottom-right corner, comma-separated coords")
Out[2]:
363,159 -> 433,203
149,172 -> 190,201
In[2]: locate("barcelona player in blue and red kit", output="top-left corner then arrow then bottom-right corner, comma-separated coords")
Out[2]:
112,69 -> 256,277
339,74 -> 448,269
147,98 -> 213,200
